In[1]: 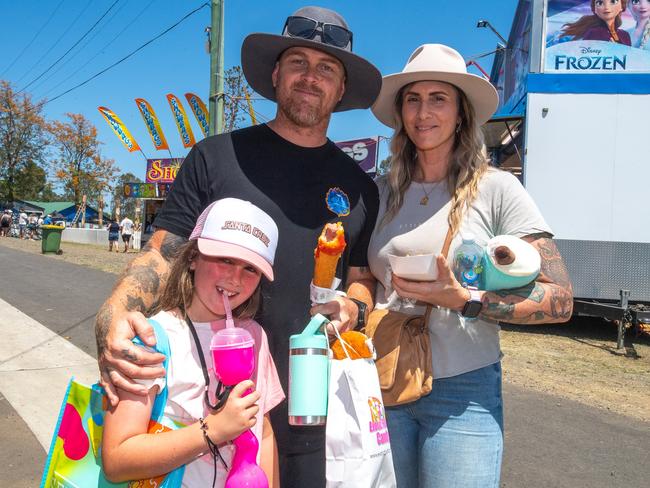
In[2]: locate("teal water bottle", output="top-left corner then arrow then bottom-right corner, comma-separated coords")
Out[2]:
288,314 -> 330,426
453,234 -> 485,289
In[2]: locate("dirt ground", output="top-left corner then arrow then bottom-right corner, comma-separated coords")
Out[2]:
2,236 -> 649,421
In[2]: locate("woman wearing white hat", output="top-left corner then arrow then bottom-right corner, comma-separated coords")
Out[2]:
367,44 -> 573,487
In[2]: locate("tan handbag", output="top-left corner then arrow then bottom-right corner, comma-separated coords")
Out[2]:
364,228 -> 454,407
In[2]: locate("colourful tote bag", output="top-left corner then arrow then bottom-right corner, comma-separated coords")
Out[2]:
40,319 -> 185,487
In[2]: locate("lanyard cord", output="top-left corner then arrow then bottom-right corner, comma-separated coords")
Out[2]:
184,316 -> 230,476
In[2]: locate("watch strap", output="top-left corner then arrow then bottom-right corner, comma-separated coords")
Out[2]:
348,297 -> 367,330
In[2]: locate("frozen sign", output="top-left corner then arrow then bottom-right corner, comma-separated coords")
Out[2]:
545,0 -> 650,73
335,137 -> 378,173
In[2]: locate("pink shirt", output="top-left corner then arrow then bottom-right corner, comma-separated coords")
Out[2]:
142,310 -> 285,487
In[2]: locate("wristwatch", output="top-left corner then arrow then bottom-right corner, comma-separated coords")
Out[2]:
461,287 -> 483,318
348,298 -> 368,330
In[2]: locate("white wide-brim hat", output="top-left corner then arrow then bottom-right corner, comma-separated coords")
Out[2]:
372,44 -> 499,128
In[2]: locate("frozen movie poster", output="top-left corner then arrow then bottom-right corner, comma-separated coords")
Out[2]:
545,0 -> 650,73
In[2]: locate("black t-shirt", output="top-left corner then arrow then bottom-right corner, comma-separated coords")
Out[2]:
155,124 -> 379,453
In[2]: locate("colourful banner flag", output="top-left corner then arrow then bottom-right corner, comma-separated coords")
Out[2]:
166,94 -> 196,148
97,106 -> 140,153
135,98 -> 169,151
184,92 -> 210,137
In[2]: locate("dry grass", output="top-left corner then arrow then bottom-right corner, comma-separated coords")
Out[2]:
501,319 -> 650,420
1,236 -> 649,421
0,234 -> 134,275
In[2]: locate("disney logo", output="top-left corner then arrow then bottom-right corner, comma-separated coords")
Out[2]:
580,46 -> 601,55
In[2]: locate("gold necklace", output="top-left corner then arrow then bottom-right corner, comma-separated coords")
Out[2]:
419,182 -> 435,205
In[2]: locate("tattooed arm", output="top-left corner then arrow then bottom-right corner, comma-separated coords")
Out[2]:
480,233 -> 573,324
392,233 -> 574,325
95,229 -> 187,405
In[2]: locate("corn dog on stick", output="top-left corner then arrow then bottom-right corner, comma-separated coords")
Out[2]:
313,222 -> 346,288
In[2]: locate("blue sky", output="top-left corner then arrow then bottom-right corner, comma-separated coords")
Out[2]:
1,0 -> 518,188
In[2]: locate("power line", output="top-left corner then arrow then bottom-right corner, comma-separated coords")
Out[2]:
20,0 -> 121,93
37,0 -> 156,99
14,0 -> 92,85
0,0 -> 66,78
45,3 -> 209,105
32,0 -> 134,97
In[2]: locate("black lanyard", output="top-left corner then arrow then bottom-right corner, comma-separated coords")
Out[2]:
184,316 -> 233,411
184,315 -> 231,477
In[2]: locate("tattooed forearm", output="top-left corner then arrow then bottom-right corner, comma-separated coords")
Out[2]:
94,230 -> 177,351
95,302 -> 113,354
480,236 -> 573,324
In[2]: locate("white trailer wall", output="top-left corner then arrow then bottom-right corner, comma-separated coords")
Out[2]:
524,92 -> 650,244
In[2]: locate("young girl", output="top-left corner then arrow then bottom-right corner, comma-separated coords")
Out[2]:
102,198 -> 285,487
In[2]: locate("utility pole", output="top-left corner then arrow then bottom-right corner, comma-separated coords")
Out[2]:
209,0 -> 225,136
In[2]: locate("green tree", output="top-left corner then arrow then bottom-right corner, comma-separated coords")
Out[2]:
13,160 -> 46,200
49,113 -> 119,208
0,80 -> 49,203
377,156 -> 392,176
112,172 -> 143,221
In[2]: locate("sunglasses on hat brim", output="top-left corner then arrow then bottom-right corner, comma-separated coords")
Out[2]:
283,16 -> 353,49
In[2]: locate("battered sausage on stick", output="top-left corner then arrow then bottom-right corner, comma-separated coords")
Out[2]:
313,222 -> 346,288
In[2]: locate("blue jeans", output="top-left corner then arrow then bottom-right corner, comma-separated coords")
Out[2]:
386,362 -> 503,488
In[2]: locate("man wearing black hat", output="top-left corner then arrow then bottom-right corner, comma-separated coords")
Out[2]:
95,7 -> 382,486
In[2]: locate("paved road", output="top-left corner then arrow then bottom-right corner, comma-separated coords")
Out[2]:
1,244 -> 648,487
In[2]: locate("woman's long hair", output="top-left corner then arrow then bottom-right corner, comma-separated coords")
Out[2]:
561,0 -> 627,39
151,240 -> 261,320
381,82 -> 490,236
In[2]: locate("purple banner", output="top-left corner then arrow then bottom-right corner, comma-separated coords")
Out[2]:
335,137 -> 378,173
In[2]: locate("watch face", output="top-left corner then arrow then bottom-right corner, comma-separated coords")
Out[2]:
462,300 -> 483,318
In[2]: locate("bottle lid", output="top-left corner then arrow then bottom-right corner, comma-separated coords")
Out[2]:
461,233 -> 476,243
210,327 -> 254,350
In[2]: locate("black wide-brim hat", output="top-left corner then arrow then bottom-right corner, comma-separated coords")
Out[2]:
241,6 -> 382,112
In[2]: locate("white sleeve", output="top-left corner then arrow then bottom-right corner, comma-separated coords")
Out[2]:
131,344 -> 166,391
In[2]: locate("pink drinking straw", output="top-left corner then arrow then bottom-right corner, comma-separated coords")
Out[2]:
222,291 -> 235,328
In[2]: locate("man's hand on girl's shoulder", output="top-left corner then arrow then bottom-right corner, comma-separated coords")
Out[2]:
97,308 -> 166,406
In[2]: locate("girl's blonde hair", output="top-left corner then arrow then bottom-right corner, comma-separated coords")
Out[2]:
151,240 -> 261,320
381,82 -> 490,236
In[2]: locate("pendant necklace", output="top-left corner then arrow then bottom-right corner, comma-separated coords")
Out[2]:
419,182 -> 435,206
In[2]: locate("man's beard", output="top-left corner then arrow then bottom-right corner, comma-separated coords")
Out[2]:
277,81 -> 332,128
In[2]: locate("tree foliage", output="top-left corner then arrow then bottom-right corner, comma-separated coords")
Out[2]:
112,172 -> 142,221
223,66 -> 255,132
0,80 -> 49,203
377,156 -> 392,176
49,113 -> 119,207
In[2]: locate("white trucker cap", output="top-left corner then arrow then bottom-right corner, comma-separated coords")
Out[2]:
189,198 -> 278,281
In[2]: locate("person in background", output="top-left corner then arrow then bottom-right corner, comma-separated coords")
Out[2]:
0,210 -> 12,237
107,220 -> 120,252
18,208 -> 28,239
27,213 -> 38,240
94,7 -> 381,486
119,215 -> 134,253
368,43 -> 574,487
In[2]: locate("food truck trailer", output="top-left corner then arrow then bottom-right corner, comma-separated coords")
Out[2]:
485,0 -> 650,345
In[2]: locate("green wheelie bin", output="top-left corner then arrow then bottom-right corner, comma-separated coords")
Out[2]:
41,225 -> 65,254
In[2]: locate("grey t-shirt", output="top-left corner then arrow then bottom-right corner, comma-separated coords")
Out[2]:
368,169 -> 552,379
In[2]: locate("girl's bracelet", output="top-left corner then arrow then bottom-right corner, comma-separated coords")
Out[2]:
198,417 -> 212,451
